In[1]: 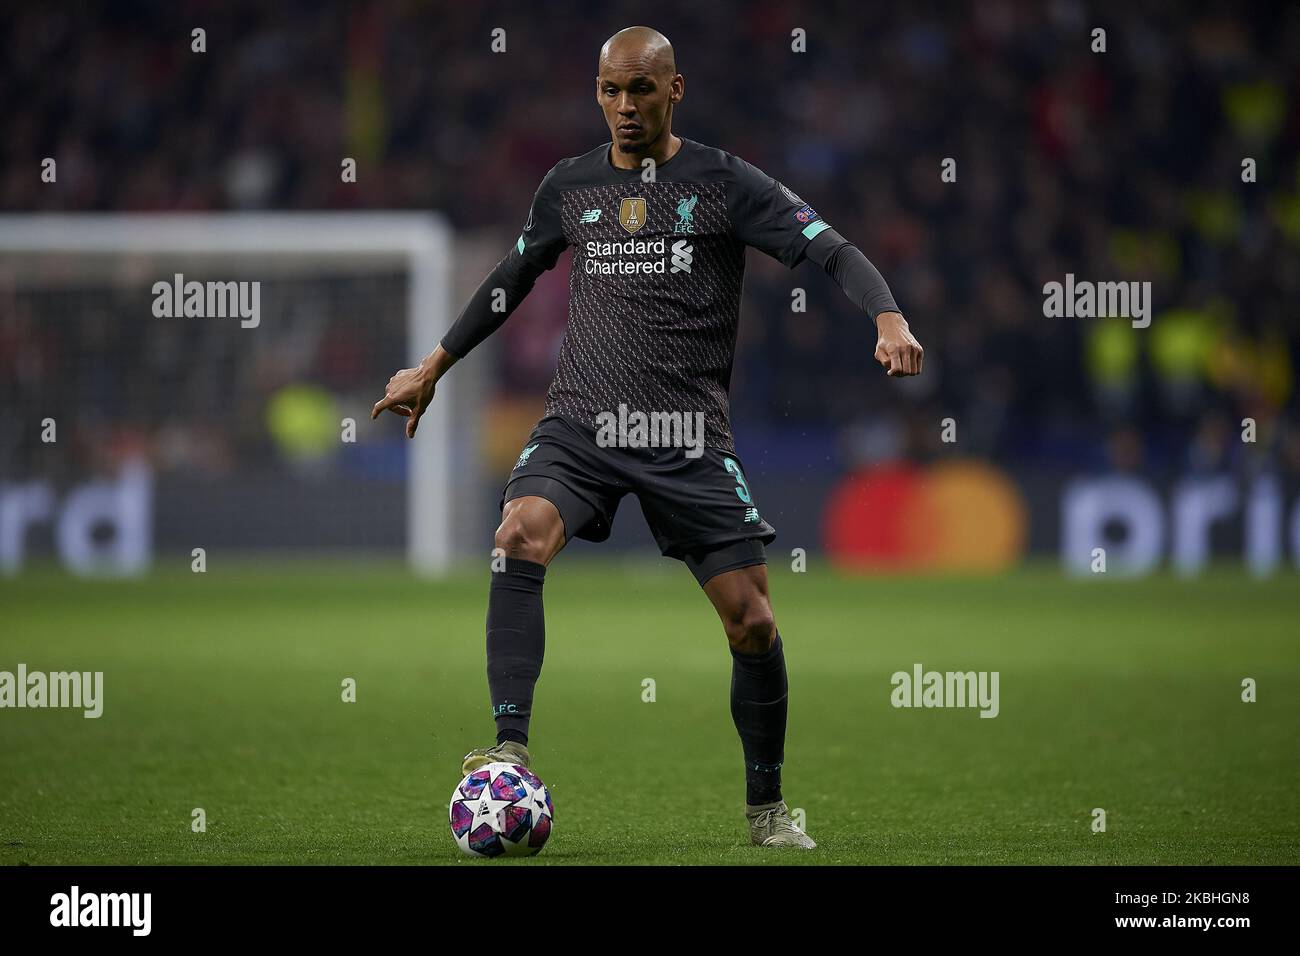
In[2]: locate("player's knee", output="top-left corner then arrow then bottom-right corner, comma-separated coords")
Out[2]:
494,514 -> 558,565
722,598 -> 776,654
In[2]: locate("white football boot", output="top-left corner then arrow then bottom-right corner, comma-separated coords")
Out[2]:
746,800 -> 817,849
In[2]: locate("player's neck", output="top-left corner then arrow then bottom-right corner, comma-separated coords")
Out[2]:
609,132 -> 682,171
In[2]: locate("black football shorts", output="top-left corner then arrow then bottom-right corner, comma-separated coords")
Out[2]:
499,414 -> 776,585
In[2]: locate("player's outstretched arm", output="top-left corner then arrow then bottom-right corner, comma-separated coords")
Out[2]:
805,228 -> 923,377
370,343 -> 455,439
725,161 -> 922,378
370,245 -> 548,438
371,248 -> 547,438
373,164 -> 569,438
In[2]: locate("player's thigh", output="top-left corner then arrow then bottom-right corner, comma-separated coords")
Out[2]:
503,416 -> 626,547
636,447 -> 777,564
495,496 -> 568,565
702,561 -> 777,653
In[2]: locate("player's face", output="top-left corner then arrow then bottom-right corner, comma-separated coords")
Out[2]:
596,58 -> 682,154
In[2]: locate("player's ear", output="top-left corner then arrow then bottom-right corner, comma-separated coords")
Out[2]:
670,74 -> 684,104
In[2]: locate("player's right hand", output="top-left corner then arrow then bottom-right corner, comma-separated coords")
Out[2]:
371,365 -> 436,438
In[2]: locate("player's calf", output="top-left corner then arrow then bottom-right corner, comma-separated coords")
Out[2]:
704,563 -> 792,816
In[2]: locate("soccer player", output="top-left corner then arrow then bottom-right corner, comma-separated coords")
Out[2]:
372,26 -> 923,849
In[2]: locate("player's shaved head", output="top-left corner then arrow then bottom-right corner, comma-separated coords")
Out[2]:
599,26 -> 676,78
596,26 -> 684,166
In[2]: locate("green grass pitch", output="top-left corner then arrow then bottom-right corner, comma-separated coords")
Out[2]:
1,561 -> 1297,865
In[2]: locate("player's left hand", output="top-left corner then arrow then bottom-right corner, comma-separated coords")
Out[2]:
874,311 -> 924,377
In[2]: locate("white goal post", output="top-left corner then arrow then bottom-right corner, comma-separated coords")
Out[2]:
0,213 -> 456,576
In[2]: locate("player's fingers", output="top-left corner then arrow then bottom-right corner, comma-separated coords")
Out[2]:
915,346 -> 924,375
902,346 -> 918,376
407,398 -> 431,438
889,348 -> 905,376
875,343 -> 892,371
373,396 -> 414,420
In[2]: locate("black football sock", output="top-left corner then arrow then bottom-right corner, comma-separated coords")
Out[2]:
486,557 -> 546,747
730,632 -> 788,806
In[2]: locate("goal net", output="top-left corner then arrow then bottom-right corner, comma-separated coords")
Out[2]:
0,213 -> 463,576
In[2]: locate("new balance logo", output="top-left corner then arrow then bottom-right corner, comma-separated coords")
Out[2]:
670,239 -> 693,274
744,507 -> 760,523
580,208 -> 602,224
514,444 -> 539,469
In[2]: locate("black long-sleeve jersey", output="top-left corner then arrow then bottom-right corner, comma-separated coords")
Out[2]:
442,136 -> 899,454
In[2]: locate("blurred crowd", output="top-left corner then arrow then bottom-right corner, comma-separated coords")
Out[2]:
3,0 -> 1299,480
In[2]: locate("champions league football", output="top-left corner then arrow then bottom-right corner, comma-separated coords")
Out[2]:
449,763 -> 554,858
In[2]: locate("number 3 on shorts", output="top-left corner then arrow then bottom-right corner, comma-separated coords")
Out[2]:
723,457 -> 752,504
